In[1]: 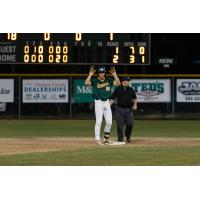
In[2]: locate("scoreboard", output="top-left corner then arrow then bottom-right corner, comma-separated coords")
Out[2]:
0,33 -> 150,65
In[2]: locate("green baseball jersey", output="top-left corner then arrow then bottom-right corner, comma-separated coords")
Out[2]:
91,77 -> 114,100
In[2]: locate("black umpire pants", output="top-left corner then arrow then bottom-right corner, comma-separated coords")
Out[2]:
115,105 -> 134,142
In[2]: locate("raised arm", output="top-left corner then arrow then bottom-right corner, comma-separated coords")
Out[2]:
109,66 -> 121,86
85,66 -> 96,86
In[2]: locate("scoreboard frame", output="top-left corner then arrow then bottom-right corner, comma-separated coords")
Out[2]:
0,33 -> 151,65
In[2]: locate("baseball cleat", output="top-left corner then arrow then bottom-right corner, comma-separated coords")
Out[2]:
103,138 -> 113,145
96,140 -> 104,145
126,139 -> 131,143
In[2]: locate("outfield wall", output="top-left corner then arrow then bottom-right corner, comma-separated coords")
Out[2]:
0,74 -> 200,119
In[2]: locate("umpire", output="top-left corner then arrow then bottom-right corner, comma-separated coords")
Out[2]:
110,76 -> 137,143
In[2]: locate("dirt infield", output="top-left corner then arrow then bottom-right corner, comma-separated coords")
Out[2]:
1,137 -> 200,155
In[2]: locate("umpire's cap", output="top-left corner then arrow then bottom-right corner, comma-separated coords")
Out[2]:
97,66 -> 106,73
122,76 -> 130,81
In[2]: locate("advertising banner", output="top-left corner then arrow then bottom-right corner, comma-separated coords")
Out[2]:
177,79 -> 200,102
0,79 -> 14,102
73,79 -> 116,103
23,79 -> 68,103
130,79 -> 171,102
74,80 -> 94,103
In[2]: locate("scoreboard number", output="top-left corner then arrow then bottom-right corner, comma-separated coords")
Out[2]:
44,33 -> 50,41
130,47 -> 135,64
113,47 -> 119,64
110,33 -> 114,41
75,33 -> 82,41
139,47 -> 145,63
7,33 -> 17,40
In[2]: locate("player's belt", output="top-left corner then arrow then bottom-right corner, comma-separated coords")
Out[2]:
95,99 -> 108,102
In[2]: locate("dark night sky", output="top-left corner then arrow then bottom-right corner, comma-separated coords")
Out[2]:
151,33 -> 200,73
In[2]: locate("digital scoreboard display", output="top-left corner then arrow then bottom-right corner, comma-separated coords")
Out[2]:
0,33 -> 150,65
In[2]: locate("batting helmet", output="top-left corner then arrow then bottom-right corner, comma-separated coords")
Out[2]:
97,66 -> 106,74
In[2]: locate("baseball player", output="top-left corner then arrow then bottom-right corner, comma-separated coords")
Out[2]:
85,66 -> 121,145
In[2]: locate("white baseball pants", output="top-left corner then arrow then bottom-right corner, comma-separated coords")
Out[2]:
94,99 -> 112,141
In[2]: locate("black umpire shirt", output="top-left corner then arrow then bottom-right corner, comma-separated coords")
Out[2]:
111,86 -> 137,108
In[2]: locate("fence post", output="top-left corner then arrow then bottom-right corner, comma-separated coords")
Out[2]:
69,76 -> 72,119
18,76 -> 21,119
171,77 -> 175,115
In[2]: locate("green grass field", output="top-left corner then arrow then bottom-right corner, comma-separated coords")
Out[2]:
0,120 -> 200,166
